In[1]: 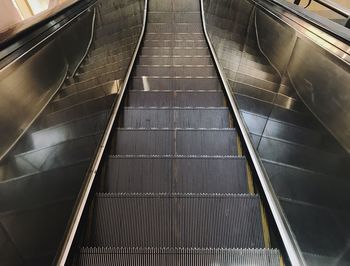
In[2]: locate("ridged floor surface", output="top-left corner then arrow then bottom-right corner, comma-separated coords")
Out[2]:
76,0 -> 281,265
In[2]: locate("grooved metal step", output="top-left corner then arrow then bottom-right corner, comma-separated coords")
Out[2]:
138,55 -> 212,65
102,155 -> 248,193
88,193 -> 264,248
135,65 -> 216,76
144,32 -> 205,41
117,107 -> 232,128
130,76 -> 221,90
78,247 -> 281,266
143,39 -> 206,47
148,11 -> 201,23
125,91 -> 226,107
141,47 -> 210,56
149,0 -> 200,12
112,128 -> 237,155
146,23 -> 203,34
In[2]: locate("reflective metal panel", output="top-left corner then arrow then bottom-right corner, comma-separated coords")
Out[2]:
288,38 -> 350,152
0,9 -> 94,161
0,0 -> 145,265
203,0 -> 350,265
255,9 -> 297,76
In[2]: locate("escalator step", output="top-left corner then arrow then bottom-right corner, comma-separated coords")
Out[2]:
88,193 -> 264,248
149,0 -> 200,12
141,47 -> 210,56
138,55 -> 212,65
112,129 -> 237,155
146,23 -> 203,34
78,247 -> 281,266
130,76 -> 221,90
103,156 -> 248,193
117,107 -> 231,128
144,32 -> 205,41
125,91 -> 226,107
148,11 -> 202,23
135,65 -> 216,76
143,39 -> 206,48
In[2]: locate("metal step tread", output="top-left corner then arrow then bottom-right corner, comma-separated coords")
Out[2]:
112,128 -> 238,156
137,55 -> 213,65
125,91 -> 226,107
144,32 -> 206,41
103,155 -> 248,193
134,65 -> 216,77
87,193 -> 265,248
78,247 -> 281,266
130,76 -> 222,91
141,47 -> 210,56
117,107 -> 232,128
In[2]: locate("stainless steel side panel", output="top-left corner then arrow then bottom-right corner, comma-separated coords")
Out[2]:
255,9 -> 297,76
254,6 -> 350,152
0,10 -> 94,160
202,0 -> 350,264
288,38 -> 350,152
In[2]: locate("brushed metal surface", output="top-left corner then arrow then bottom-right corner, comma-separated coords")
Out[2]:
202,0 -> 350,264
287,38 -> 350,152
0,10 -> 94,161
0,0 -> 146,265
69,1 -> 277,265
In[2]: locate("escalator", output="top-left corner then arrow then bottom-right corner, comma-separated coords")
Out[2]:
0,0 -> 349,265
68,0 -> 282,264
